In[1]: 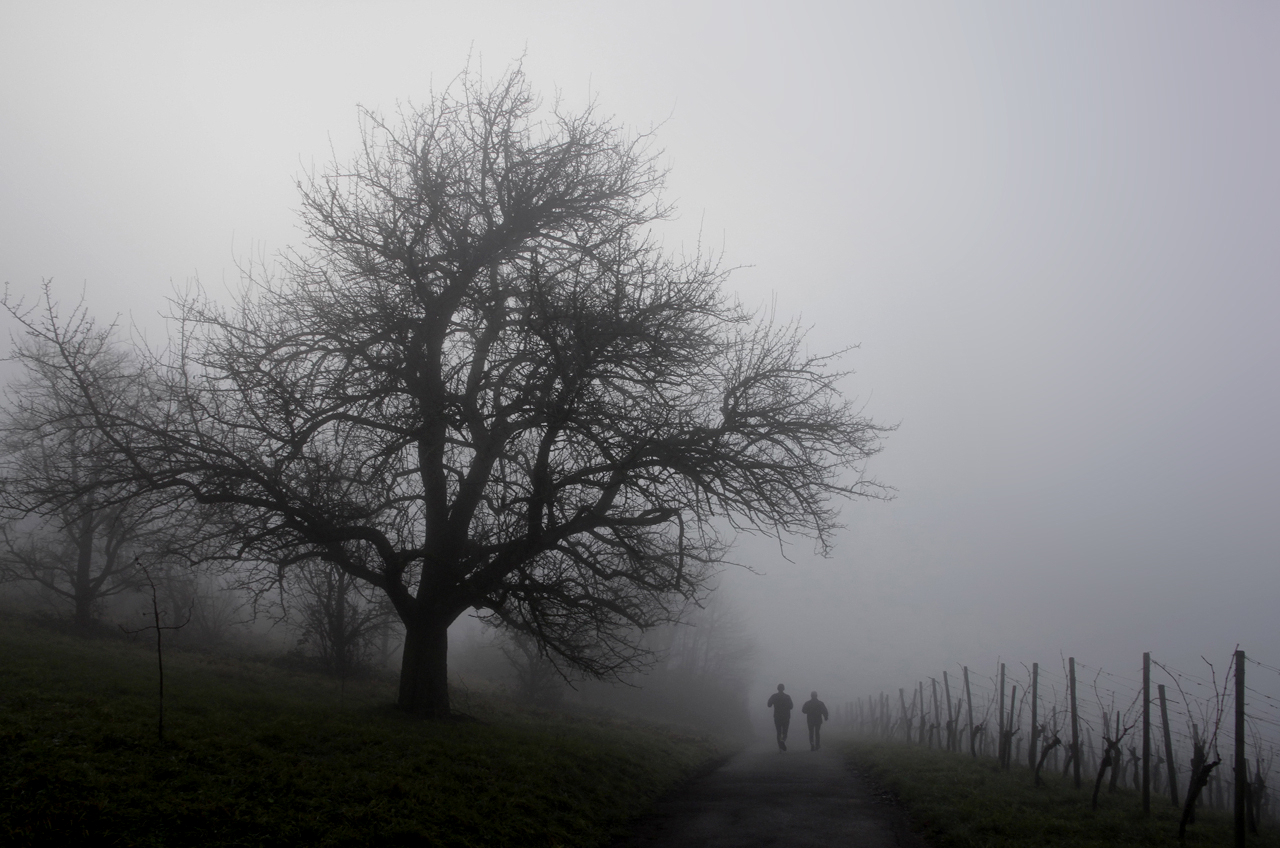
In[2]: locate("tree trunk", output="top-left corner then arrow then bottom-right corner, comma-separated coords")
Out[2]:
397,616 -> 451,718
73,510 -> 95,632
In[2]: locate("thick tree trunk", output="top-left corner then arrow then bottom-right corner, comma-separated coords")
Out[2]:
397,616 -> 451,718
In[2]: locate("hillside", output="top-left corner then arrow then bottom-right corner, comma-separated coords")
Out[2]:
0,613 -> 725,847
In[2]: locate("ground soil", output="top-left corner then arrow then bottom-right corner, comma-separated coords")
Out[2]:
610,733 -> 930,847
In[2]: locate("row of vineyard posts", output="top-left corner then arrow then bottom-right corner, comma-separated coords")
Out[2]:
835,651 -> 1274,845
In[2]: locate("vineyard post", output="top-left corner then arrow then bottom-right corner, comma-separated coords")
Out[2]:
964,665 -> 975,758
998,663 -> 1007,766
899,687 -> 910,743
918,681 -> 927,746
931,678 -> 940,749
1143,651 -> 1151,814
1234,649 -> 1245,848
1029,662 -> 1039,771
1005,684 -> 1017,770
943,671 -> 955,752
1070,656 -> 1081,789
1159,683 -> 1179,805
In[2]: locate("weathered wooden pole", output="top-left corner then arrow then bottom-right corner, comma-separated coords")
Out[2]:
1006,684 -> 1017,770
1159,683 -> 1179,806
1070,656 -> 1081,789
931,678 -> 940,749
943,671 -> 955,752
1029,662 -> 1040,771
918,681 -> 927,746
998,663 -> 1007,766
964,665 -> 975,758
1143,651 -> 1151,814
899,688 -> 910,743
1235,650 -> 1246,848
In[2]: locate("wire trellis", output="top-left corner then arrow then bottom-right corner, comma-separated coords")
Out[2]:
841,644 -> 1280,828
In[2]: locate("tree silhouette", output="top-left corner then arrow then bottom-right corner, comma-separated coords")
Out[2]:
22,67 -> 887,717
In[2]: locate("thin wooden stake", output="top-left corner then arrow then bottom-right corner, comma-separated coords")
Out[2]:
943,671 -> 955,752
931,678 -> 940,750
964,665 -> 975,758
1143,651 -> 1151,814
1159,683 -> 1179,806
1005,684 -> 1018,770
1029,662 -> 1039,771
998,663 -> 1007,766
1235,650 -> 1246,848
918,681 -> 927,746
1070,656 -> 1081,789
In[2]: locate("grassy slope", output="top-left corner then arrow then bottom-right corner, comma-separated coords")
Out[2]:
0,613 -> 724,847
843,737 -> 1279,848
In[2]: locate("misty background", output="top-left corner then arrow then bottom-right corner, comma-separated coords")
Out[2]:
2,2 -> 1277,736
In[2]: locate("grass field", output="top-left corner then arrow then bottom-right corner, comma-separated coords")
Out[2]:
0,612 -> 726,847
843,736 -> 1278,848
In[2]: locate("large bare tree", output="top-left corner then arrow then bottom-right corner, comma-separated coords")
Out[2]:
32,68 -> 887,717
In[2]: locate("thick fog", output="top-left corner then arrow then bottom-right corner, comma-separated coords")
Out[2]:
2,3 -> 1277,734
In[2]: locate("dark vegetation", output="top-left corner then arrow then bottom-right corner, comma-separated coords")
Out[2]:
0,609 -> 726,847
845,737 -> 1280,848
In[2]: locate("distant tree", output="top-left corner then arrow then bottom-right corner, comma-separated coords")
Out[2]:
288,559 -> 394,679
0,285 -> 185,631
501,630 -> 565,708
660,588 -> 756,689
23,67 -> 887,717
145,564 -> 244,648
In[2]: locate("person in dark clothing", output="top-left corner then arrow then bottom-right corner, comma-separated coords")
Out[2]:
802,691 -> 829,751
767,684 -> 794,751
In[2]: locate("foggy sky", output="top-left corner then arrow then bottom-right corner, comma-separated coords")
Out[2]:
2,2 -> 1277,711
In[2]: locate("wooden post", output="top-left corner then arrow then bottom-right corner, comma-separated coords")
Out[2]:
1159,683 -> 1179,806
964,665 -> 975,758
918,681 -> 927,746
1070,656 -> 1081,789
943,671 -> 955,752
899,688 -> 910,743
1235,650 -> 1246,848
1029,662 -> 1039,771
931,678 -> 940,749
998,663 -> 1007,766
1143,651 -> 1151,814
1006,684 -> 1017,770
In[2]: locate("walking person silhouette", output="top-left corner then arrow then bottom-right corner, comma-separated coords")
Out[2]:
767,684 -> 794,751
802,691 -> 829,751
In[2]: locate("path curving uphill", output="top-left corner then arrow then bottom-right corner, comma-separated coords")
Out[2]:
611,736 -> 929,847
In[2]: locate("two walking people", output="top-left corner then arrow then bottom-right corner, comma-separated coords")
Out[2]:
767,684 -> 828,751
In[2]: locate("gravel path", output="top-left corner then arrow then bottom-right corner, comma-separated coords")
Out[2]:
611,736 -> 929,847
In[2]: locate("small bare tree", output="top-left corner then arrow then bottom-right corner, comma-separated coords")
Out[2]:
120,561 -> 191,743
1155,654 -> 1232,840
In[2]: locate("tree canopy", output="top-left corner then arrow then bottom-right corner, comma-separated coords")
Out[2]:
23,67 -> 887,717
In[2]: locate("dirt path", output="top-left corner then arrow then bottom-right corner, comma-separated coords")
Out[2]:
610,735 -> 929,847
